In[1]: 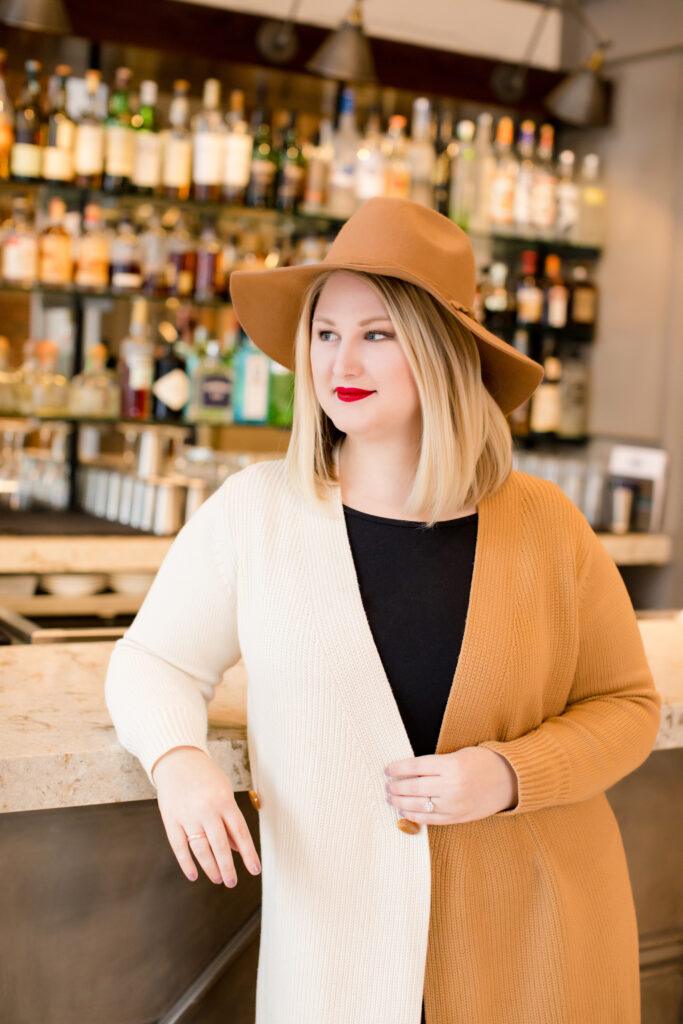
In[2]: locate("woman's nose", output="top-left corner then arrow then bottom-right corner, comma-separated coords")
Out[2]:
333,339 -> 363,374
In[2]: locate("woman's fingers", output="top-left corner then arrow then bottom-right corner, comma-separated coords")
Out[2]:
164,817 -> 202,882
187,831 -> 226,885
221,807 -> 262,878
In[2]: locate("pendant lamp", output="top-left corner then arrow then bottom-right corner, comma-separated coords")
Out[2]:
305,1 -> 377,84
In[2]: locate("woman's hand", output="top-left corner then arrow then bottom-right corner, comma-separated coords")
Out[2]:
384,747 -> 519,825
152,746 -> 262,886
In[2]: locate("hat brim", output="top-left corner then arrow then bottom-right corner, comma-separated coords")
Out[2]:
229,263 -> 544,417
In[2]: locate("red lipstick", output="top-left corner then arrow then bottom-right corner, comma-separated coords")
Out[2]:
335,388 -> 376,402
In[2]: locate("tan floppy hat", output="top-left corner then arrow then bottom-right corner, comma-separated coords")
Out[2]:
229,196 -> 544,416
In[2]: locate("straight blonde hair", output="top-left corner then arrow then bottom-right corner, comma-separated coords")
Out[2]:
285,268 -> 513,528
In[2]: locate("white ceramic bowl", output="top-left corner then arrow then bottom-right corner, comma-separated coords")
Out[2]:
108,572 -> 155,596
0,574 -> 39,597
39,573 -> 109,597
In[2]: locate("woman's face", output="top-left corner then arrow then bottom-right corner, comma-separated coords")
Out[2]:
310,271 -> 422,443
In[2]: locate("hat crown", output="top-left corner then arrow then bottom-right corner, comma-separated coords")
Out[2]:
324,197 -> 478,311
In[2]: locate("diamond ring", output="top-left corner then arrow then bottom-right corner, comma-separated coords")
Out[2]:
424,797 -> 435,812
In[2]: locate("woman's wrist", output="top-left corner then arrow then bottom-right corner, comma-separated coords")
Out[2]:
151,745 -> 210,785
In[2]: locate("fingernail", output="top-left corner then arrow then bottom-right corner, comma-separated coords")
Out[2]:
251,863 -> 261,874
226,877 -> 237,888
189,871 -> 198,881
213,876 -> 223,885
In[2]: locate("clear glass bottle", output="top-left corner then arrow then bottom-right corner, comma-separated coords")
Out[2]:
38,196 -> 73,285
409,97 -> 435,208
1,195 -> 38,286
161,79 -> 192,200
383,114 -> 411,200
469,112 -> 495,234
31,339 -> 70,416
74,69 -> 104,189
74,202 -> 110,290
42,64 -> 75,183
512,119 -> 536,236
530,123 -> 557,238
189,338 -> 234,424
0,334 -> 20,414
131,79 -> 162,194
231,331 -> 270,423
69,342 -> 120,417
165,213 -> 196,297
245,109 -> 278,208
355,107 -> 385,204
139,210 -> 168,297
541,253 -> 569,329
104,66 -> 135,193
192,77 -> 225,201
432,105 -> 456,217
449,120 -> 476,230
0,49 -> 14,181
302,117 -> 334,213
195,217 -> 221,301
275,110 -> 306,213
222,88 -> 253,205
327,86 -> 359,217
575,154 -> 606,247
14,338 -> 39,413
110,218 -> 143,292
489,116 -> 518,231
557,343 -> 589,440
515,250 -> 543,325
555,150 -> 579,240
10,59 -> 44,182
119,297 -> 154,419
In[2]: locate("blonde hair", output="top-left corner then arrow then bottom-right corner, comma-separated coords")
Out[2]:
285,268 -> 513,528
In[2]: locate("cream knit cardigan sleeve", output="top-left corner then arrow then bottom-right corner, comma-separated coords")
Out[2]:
104,478 -> 240,789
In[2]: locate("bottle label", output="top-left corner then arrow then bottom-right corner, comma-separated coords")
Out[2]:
193,132 -> 224,185
383,167 -> 410,199
250,159 -> 276,184
127,354 -> 154,391
278,162 -> 305,200
556,182 -> 579,236
76,237 -> 109,286
547,285 -> 568,328
531,173 -> 557,229
517,284 -> 543,323
2,235 -> 39,281
152,368 -> 190,411
356,159 -> 385,201
42,145 -> 74,181
489,169 -> 516,224
74,124 -> 104,176
162,136 -> 192,188
40,236 -> 73,284
132,131 -> 162,188
10,142 -> 42,178
530,384 -> 560,433
243,353 -> 270,419
223,132 -> 252,188
200,373 -> 232,408
572,286 -> 596,324
112,269 -> 143,290
105,125 -> 135,178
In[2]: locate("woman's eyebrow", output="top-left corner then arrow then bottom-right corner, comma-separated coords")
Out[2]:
312,315 -> 393,325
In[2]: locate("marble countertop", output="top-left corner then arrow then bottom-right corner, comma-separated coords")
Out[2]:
1,615 -> 682,813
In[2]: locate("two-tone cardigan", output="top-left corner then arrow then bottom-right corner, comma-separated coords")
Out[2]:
104,446 -> 662,1024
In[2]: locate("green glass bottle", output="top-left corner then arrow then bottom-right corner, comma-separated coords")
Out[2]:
103,66 -> 134,193
245,109 -> 278,208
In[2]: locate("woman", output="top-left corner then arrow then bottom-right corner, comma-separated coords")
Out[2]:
105,197 -> 662,1024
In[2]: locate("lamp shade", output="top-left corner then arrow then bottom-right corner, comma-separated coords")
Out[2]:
544,50 -> 610,126
305,3 -> 377,84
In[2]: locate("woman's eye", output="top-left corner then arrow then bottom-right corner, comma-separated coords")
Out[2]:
366,331 -> 393,340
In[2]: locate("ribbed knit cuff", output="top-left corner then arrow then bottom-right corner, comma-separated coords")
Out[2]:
477,727 -> 572,815
117,703 -> 211,791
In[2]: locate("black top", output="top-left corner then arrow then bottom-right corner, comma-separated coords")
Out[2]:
341,503 -> 479,758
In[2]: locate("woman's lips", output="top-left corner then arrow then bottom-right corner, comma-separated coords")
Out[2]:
335,388 -> 376,403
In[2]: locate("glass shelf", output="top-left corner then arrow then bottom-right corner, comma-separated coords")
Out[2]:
0,412 -> 291,429
0,280 -> 233,307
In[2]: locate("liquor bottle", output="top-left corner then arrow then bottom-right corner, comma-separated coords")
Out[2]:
409,97 -> 435,208
74,203 -> 110,289
32,339 -> 70,416
1,195 -> 38,286
73,69 -> 104,189
192,78 -> 225,201
38,196 -> 73,285
0,335 -> 21,415
530,123 -> 557,238
555,150 -> 579,240
383,114 -> 411,200
302,117 -> 334,213
103,66 -> 135,192
139,210 -> 168,296
42,65 -> 74,183
515,250 -> 543,325
529,336 -> 562,437
231,331 -> 270,423
326,86 -> 359,217
275,111 -> 306,212
508,327 -> 532,437
152,325 -> 190,422
10,59 -> 44,182
480,261 -> 516,333
0,49 -> 14,180
557,343 -> 589,440
355,107 -> 385,204
245,109 -> 278,208
188,338 -> 234,424
131,79 -> 162,194
512,119 -> 535,236
69,342 -> 120,417
432,105 -> 456,217
161,80 -> 192,200
222,89 -> 253,205
14,338 -> 40,414
195,217 -> 222,300
541,254 -> 569,329
575,154 -> 606,247
166,212 -> 196,297
449,120 -> 476,230
489,116 -> 518,231
119,297 -> 154,419
469,111 -> 495,234
110,218 -> 142,292
568,264 -> 598,328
